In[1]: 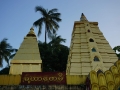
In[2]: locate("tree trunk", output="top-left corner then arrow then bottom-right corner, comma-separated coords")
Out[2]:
45,24 -> 47,44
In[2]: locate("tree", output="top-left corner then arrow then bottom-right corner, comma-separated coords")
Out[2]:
33,6 -> 62,43
38,36 -> 69,72
0,38 -> 17,67
113,46 -> 120,52
49,34 -> 66,46
113,46 -> 120,59
50,44 -> 69,71
0,66 -> 10,75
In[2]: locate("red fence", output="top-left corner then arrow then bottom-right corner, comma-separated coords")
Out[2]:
21,72 -> 66,85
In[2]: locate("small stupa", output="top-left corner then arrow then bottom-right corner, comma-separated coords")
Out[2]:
9,27 -> 42,75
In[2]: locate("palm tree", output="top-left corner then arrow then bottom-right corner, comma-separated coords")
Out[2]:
0,38 -> 17,67
33,6 -> 61,43
49,34 -> 66,46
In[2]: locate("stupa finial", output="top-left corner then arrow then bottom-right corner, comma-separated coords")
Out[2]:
80,13 -> 88,21
26,27 -> 36,37
30,26 -> 34,30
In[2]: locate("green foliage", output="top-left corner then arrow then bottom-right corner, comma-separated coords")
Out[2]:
49,34 -> 66,46
0,66 -> 10,75
0,38 -> 17,67
33,6 -> 62,43
113,46 -> 120,59
38,35 -> 69,72
113,46 -> 120,52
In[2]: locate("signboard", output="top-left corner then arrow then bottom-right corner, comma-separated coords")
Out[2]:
21,72 -> 66,85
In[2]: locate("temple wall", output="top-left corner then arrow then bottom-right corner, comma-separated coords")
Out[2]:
1,59 -> 120,89
0,75 -> 87,85
0,75 -> 87,90
0,75 -> 21,85
9,60 -> 42,75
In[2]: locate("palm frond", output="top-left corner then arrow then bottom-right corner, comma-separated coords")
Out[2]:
4,55 -> 9,66
48,8 -> 58,14
52,29 -> 56,34
35,6 -> 47,16
50,20 -> 59,29
33,18 -> 44,36
3,50 -> 11,56
50,13 -> 61,17
14,49 -> 18,52
46,22 -> 53,30
113,46 -> 120,52
56,35 -> 66,43
1,38 -> 8,42
0,38 -> 11,49
49,35 -> 66,47
51,16 -> 62,22
9,53 -> 15,59
9,49 -> 18,59
33,18 -> 43,26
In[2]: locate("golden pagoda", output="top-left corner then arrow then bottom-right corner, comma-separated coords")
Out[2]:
9,27 -> 42,75
66,13 -> 118,75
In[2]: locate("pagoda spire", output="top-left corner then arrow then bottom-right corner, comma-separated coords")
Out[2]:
26,27 -> 36,37
80,13 -> 88,21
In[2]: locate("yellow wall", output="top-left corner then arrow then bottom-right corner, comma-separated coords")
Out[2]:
0,75 -> 21,85
1,60 -> 120,89
67,75 -> 87,85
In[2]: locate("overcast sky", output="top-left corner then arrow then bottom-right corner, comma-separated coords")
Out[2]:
0,0 -> 120,68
